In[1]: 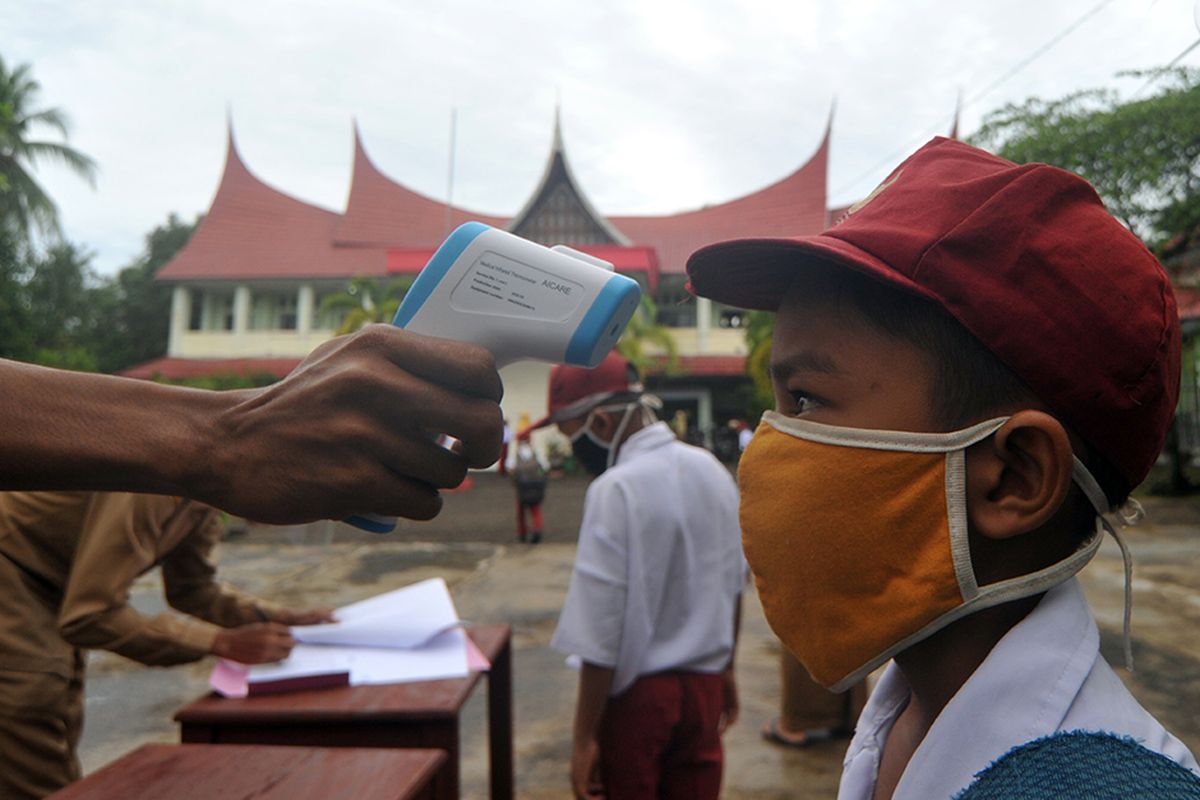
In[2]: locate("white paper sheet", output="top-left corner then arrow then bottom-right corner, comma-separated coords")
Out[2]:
210,577 -> 471,696
289,577 -> 460,648
245,627 -> 470,687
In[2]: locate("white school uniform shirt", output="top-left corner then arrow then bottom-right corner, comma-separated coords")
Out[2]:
551,421 -> 747,695
838,578 -> 1199,800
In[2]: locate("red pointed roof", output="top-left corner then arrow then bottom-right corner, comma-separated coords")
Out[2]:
157,127 -> 383,281
508,110 -> 631,246
610,119 -> 831,273
334,127 -> 506,248
158,114 -> 833,284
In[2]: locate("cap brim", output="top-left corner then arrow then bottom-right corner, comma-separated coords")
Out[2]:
686,232 -> 933,311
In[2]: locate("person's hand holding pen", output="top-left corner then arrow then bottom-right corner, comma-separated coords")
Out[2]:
210,606 -> 335,664
212,621 -> 295,664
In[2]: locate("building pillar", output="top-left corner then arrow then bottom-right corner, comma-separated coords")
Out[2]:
168,286 -> 190,357
696,296 -> 712,352
698,390 -> 714,449
233,285 -> 251,337
297,284 -> 314,335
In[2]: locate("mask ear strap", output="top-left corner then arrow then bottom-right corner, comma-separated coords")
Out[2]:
607,404 -> 638,469
639,394 -> 662,426
1072,459 -> 1142,672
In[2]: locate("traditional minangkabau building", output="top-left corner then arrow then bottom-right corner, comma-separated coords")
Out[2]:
128,110 -> 837,452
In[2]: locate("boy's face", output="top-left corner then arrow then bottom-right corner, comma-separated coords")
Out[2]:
769,276 -> 941,434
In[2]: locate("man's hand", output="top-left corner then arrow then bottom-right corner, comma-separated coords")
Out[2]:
271,607 -> 336,626
720,666 -> 739,733
194,326 -> 504,525
211,623 -> 296,664
571,735 -> 604,799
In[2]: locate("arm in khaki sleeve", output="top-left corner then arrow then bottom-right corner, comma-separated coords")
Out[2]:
57,493 -> 223,665
159,503 -> 282,627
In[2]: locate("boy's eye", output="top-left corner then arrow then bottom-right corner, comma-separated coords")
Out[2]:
787,390 -> 822,415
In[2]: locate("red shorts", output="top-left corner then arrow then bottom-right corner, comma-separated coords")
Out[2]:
598,671 -> 725,800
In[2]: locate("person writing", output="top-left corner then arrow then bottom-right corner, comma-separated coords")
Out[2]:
0,490 -> 332,799
687,137 -> 1198,797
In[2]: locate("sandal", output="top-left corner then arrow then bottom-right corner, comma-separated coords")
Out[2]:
761,718 -> 834,748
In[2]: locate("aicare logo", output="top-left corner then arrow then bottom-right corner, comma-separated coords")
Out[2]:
542,279 -> 572,295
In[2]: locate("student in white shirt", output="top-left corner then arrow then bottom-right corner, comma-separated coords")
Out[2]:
543,354 -> 746,800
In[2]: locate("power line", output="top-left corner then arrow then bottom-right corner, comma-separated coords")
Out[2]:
1130,36 -> 1200,98
832,0 -> 1118,199
963,0 -> 1119,108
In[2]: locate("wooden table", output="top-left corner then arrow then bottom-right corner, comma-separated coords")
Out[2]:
46,744 -> 446,799
175,624 -> 513,800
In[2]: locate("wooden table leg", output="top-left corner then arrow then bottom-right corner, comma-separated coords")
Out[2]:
486,635 -> 514,800
431,725 -> 459,800
179,724 -> 215,744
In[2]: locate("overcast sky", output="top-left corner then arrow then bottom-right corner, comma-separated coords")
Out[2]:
6,0 -> 1200,274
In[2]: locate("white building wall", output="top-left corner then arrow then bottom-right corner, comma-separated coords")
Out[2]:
167,280 -> 742,457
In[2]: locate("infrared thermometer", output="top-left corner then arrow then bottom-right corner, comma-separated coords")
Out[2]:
346,221 -> 642,533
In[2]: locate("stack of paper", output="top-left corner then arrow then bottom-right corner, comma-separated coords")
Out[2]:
211,577 -> 486,697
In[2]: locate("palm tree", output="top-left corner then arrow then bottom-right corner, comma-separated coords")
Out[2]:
0,56 -> 97,242
318,276 -> 414,335
617,295 -> 681,375
743,310 -> 775,418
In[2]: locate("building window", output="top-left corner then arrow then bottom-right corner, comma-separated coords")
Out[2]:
194,292 -> 234,331
718,308 -> 749,329
188,292 -> 203,331
250,291 -> 299,331
278,295 -> 298,330
314,292 -> 348,331
653,276 -> 696,327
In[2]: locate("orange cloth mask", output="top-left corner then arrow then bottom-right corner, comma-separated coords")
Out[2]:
738,411 -> 1108,692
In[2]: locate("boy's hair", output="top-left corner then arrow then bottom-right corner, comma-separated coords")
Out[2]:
686,137 -> 1181,496
829,265 -> 1131,511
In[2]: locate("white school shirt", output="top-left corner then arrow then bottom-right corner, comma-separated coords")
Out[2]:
551,422 -> 746,695
838,578 -> 1199,800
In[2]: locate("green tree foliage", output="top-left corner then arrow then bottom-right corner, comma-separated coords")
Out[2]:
90,213 -> 199,372
22,241 -> 102,370
320,276 -> 414,335
0,228 -> 33,359
743,309 -> 775,420
971,67 -> 1200,250
616,294 -> 680,375
0,55 -> 96,243
163,372 -> 279,391
0,213 -> 197,372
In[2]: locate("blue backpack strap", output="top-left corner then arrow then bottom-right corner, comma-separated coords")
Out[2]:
954,730 -> 1200,800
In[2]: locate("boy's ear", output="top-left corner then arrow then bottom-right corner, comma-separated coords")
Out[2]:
965,410 -> 1074,541
588,409 -> 617,442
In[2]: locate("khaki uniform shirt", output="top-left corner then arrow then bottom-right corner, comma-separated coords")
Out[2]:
0,491 -> 278,667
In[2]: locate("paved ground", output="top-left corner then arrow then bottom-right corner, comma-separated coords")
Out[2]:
79,472 -> 1200,798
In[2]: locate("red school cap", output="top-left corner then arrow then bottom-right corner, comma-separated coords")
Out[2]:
529,353 -> 643,430
686,137 -> 1181,491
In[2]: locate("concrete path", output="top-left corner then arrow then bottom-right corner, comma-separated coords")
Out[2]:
77,474 -> 1200,798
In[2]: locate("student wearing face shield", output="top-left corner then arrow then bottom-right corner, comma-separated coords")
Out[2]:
534,354 -> 748,800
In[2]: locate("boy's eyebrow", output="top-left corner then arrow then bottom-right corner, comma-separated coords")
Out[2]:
769,350 -> 842,382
